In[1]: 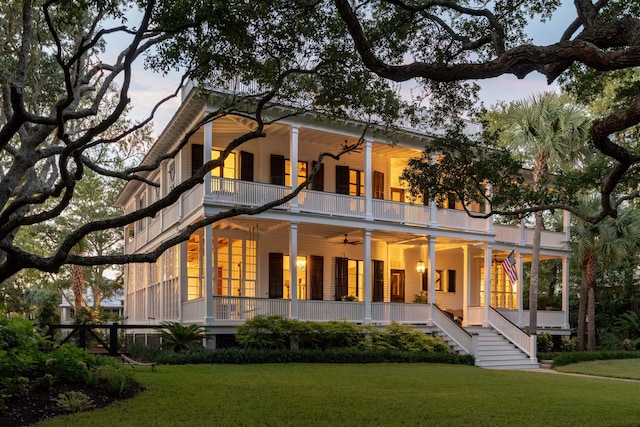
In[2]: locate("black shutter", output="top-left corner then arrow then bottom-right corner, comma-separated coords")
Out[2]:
373,260 -> 384,302
270,154 -> 285,185
269,253 -> 284,299
448,270 -> 456,293
335,257 -> 348,300
422,269 -> 428,292
240,151 -> 254,182
191,144 -> 204,177
311,161 -> 324,191
335,165 -> 349,194
310,255 -> 324,300
373,171 -> 384,199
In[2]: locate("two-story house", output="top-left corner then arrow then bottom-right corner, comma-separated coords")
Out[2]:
116,82 -> 571,369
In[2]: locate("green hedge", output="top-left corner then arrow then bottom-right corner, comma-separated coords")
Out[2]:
550,351 -> 640,367
126,345 -> 474,365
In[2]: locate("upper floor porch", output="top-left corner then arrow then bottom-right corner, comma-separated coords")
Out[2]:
119,93 -> 569,255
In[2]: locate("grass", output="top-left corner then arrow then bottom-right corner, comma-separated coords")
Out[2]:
37,363 -> 640,427
556,358 -> 640,380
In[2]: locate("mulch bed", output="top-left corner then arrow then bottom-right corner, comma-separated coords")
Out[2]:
3,380 -> 144,427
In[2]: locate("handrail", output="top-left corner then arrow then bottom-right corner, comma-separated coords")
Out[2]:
430,305 -> 473,355
488,307 -> 535,357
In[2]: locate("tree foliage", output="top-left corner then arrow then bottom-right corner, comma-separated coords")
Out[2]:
2,0 -> 640,281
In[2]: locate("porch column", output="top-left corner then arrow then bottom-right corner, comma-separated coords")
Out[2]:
204,224 -> 214,325
429,154 -> 438,228
517,252 -> 524,327
290,222 -> 299,319
562,256 -> 570,329
365,139 -> 373,221
428,236 -> 436,325
462,244 -> 470,326
363,229 -> 372,323
483,243 -> 493,327
519,221 -> 525,245
204,119 -> 212,197
290,126 -> 299,212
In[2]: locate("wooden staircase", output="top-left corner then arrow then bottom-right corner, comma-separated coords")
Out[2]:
466,326 -> 539,370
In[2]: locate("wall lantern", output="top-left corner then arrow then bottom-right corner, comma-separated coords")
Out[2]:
297,257 -> 307,270
416,260 -> 426,274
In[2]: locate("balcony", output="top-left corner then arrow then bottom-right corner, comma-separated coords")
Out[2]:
126,177 -> 567,252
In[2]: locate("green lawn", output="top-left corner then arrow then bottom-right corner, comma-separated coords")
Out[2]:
38,363 -> 640,427
556,358 -> 640,380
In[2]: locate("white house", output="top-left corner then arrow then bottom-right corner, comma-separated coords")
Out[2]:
116,82 -> 571,369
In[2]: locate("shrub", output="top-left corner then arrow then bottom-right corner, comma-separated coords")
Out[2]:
236,315 -> 292,349
536,333 -> 553,353
560,335 -> 577,352
45,344 -> 104,383
552,350 -> 640,367
97,365 -> 133,396
157,321 -> 209,352
372,322 -> 450,353
53,391 -> 94,412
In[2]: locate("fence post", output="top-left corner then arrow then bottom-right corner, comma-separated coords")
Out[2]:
79,326 -> 86,349
110,323 -> 119,356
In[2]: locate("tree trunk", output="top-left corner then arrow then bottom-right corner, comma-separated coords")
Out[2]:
529,209 -> 543,335
72,265 -> 85,315
586,255 -> 598,351
577,264 -> 588,351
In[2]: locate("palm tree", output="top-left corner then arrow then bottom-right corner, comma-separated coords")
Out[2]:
572,199 -> 640,350
498,92 -> 590,335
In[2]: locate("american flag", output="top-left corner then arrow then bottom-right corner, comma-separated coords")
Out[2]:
502,250 -> 518,284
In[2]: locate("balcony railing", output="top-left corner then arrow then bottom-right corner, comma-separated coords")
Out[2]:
126,176 -> 567,252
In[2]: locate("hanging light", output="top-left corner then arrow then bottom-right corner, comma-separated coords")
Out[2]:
297,257 -> 306,270
416,260 -> 426,274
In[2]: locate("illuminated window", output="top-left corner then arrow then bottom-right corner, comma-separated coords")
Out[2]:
212,149 -> 236,178
187,234 -> 203,300
215,237 -> 256,297
285,160 -> 308,187
349,169 -> 364,196
283,255 -> 308,299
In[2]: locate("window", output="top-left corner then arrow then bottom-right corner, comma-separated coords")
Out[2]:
335,166 -> 364,196
136,194 -> 146,231
216,237 -> 256,297
283,255 -> 307,299
187,234 -> 203,300
481,265 -> 516,309
168,162 -> 176,191
212,149 -> 236,178
349,169 -> 364,196
285,160 -> 308,187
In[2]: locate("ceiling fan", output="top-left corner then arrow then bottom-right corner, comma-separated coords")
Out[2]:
332,234 -> 362,245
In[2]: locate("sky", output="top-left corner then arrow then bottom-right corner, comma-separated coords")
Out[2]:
122,2 -> 578,136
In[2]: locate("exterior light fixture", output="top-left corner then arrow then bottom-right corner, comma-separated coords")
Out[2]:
416,260 -> 426,274
297,257 -> 306,270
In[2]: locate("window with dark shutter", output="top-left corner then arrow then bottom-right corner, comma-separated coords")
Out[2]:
309,255 -> 324,300
373,260 -> 384,302
373,171 -> 384,199
191,144 -> 204,177
335,165 -> 349,194
269,253 -> 284,299
335,257 -> 348,300
240,151 -> 254,182
270,155 -> 285,186
311,161 -> 324,191
447,270 -> 456,293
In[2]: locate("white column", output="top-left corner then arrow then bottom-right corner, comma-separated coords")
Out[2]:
562,256 -> 570,329
462,245 -> 470,326
290,127 -> 299,212
290,222 -> 298,319
365,139 -> 373,221
364,230 -> 372,323
517,252 -> 524,327
429,154 -> 438,227
483,243 -> 493,327
428,236 -> 436,324
204,119 -> 212,197
563,210 -> 571,241
519,220 -> 526,245
204,224 -> 214,325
